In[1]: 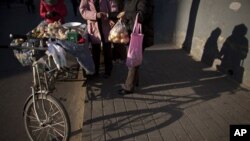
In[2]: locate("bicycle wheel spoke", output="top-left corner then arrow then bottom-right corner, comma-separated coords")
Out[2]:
24,95 -> 69,141
32,126 -> 48,132
35,101 -> 46,120
49,127 -> 62,141
26,115 -> 38,122
48,132 -> 59,141
50,121 -> 65,128
44,127 -> 52,141
48,101 -> 54,115
27,106 -> 40,122
34,126 -> 46,141
51,126 -> 64,138
29,125 -> 42,131
47,105 -> 64,124
50,110 -> 60,118
47,102 -> 60,119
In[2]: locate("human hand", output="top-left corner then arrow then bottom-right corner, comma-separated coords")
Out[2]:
96,12 -> 107,19
51,11 -> 58,17
117,11 -> 125,19
46,11 -> 53,18
109,20 -> 115,28
46,11 -> 57,18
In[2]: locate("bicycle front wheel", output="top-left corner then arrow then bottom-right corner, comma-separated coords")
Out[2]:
23,94 -> 70,141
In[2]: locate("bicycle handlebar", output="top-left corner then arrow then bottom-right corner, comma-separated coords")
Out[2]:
9,34 -> 28,40
9,45 -> 47,51
9,33 -> 47,51
9,33 -> 56,41
8,33 -> 60,51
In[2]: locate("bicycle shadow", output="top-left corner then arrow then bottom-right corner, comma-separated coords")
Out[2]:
83,46 -> 249,141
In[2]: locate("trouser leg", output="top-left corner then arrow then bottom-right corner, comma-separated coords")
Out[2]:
123,66 -> 139,91
112,43 -> 118,61
92,44 -> 101,74
71,0 -> 78,16
103,42 -> 113,75
113,43 -> 126,61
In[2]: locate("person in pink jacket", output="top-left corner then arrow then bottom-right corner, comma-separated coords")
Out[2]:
40,0 -> 67,23
79,0 -> 119,78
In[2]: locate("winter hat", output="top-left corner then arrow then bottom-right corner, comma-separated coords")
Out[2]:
45,0 -> 58,5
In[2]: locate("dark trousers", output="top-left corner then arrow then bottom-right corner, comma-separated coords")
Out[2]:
112,43 -> 127,61
92,43 -> 113,75
70,0 -> 80,16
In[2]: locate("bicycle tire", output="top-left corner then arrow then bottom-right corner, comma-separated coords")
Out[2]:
23,94 -> 70,141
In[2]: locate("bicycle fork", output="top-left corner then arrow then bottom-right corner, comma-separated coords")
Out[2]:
31,62 -> 49,126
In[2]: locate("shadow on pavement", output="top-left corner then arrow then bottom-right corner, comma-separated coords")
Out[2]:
83,46 -> 249,141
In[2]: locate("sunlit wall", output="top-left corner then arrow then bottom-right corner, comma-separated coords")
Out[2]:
171,0 -> 250,87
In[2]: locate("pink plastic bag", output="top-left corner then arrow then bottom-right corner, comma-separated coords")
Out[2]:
126,13 -> 144,68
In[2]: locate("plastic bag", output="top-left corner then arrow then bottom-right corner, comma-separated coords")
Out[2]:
13,49 -> 33,66
108,19 -> 129,44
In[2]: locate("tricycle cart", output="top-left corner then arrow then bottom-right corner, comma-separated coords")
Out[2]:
9,21 -> 94,141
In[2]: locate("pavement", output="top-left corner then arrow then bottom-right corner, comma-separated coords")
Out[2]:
83,44 -> 250,141
1,1 -> 250,141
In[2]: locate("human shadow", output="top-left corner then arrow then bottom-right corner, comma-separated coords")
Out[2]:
201,28 -> 221,67
217,24 -> 249,83
83,47 -> 248,141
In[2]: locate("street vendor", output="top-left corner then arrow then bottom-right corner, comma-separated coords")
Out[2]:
40,0 -> 67,23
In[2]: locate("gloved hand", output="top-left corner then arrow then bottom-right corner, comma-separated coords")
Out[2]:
45,11 -> 57,18
51,11 -> 58,17
45,11 -> 53,18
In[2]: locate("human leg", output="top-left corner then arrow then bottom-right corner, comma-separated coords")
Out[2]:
91,44 -> 101,75
71,0 -> 78,16
113,43 -> 127,62
103,42 -> 113,76
119,66 -> 139,94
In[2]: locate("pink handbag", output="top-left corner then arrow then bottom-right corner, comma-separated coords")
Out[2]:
126,13 -> 144,68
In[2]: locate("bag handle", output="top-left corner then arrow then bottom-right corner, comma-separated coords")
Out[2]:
132,13 -> 142,34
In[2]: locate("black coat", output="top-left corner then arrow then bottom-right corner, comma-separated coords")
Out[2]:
123,0 -> 154,48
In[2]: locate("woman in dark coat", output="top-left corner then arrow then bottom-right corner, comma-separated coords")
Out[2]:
119,0 -> 154,94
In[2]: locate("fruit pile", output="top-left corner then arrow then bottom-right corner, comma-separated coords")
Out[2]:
31,21 -> 68,40
108,20 -> 129,44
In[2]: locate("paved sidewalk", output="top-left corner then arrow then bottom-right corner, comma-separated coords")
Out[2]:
83,44 -> 250,141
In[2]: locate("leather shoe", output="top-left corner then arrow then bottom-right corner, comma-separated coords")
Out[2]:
118,89 -> 133,95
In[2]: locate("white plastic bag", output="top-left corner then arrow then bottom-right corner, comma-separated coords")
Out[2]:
108,20 -> 129,44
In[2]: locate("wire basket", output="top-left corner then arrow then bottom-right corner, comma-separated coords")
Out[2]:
13,49 -> 33,66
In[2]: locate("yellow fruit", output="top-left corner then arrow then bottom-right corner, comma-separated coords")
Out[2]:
120,33 -> 125,38
123,37 -> 130,44
120,38 -> 125,44
108,35 -> 112,41
112,32 -> 119,38
113,37 -> 119,43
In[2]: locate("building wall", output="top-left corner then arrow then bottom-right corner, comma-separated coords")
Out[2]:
172,0 -> 250,87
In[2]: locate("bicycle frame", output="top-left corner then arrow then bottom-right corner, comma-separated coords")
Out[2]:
11,34 -> 72,141
30,50 -> 56,125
